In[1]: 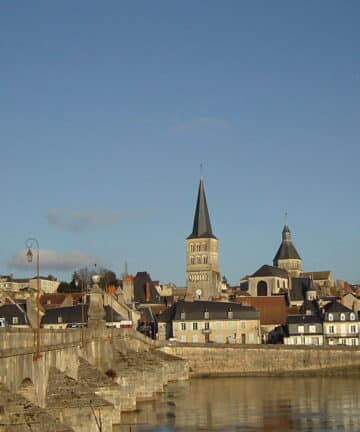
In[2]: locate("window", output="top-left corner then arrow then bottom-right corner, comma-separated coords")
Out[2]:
181,335 -> 186,342
350,313 -> 356,321
190,256 -> 195,265
328,325 -> 335,334
57,316 -> 63,324
309,325 -> 316,333
298,325 -> 305,334
277,280 -> 280,288
240,321 -> 246,329
340,313 -> 346,321
203,244 -> 207,251
350,325 -> 357,334
203,256 -> 208,264
192,334 -> 198,343
197,256 -> 201,264
190,244 -> 194,252
328,313 -> 333,321
228,310 -> 233,319
305,309 -> 312,316
204,310 -> 209,319
12,316 -> 19,325
193,322 -> 198,330
352,338 -> 358,346
196,244 -> 201,252
181,322 -> 186,330
311,337 -> 319,345
204,322 -> 210,330
180,311 -> 186,320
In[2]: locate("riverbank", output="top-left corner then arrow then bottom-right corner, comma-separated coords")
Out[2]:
160,344 -> 360,377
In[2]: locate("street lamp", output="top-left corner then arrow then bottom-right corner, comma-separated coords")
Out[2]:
25,237 -> 41,361
75,278 -> 85,347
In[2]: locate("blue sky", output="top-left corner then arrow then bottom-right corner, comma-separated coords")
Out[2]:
1,1 -> 359,285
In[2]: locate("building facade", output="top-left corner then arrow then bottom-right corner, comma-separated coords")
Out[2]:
158,300 -> 260,344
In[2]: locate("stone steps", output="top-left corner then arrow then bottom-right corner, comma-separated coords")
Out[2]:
0,383 -> 74,432
46,367 -> 114,432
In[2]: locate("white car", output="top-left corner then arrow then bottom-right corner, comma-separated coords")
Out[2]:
0,318 -> 8,328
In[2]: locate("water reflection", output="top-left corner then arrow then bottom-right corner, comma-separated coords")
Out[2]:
117,377 -> 360,431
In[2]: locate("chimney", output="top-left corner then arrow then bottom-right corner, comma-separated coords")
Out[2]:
145,282 -> 151,302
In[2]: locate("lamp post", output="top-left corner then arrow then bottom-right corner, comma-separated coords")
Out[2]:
25,237 -> 41,361
75,277 -> 85,347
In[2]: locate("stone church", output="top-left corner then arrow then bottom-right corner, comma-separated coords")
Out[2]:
185,178 -> 221,300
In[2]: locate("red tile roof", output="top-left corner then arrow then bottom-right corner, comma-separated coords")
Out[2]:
234,295 -> 289,325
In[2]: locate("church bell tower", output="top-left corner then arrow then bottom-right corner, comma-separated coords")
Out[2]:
186,178 -> 221,300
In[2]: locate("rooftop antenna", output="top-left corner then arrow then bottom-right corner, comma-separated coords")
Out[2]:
284,211 -> 288,224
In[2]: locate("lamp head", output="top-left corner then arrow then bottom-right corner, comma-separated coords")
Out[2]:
26,248 -> 33,263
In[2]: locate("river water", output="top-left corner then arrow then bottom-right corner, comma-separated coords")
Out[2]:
117,376 -> 360,431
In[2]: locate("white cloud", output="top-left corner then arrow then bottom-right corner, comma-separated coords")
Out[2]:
9,249 -> 103,272
46,208 -> 122,232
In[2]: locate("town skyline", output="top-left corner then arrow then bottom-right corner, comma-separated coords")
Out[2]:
1,2 -> 359,285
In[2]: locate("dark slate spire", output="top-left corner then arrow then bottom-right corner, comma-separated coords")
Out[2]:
273,224 -> 301,263
187,178 -> 216,239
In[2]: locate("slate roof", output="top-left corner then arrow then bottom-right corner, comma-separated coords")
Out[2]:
273,224 -> 301,263
287,315 -> 322,324
250,264 -> 288,279
289,278 -> 312,302
133,272 -> 165,304
323,301 -> 352,314
0,303 -> 28,325
299,299 -> 321,316
41,304 -> 124,325
158,300 -> 259,322
187,178 -> 216,239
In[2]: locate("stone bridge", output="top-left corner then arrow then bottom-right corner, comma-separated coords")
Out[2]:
0,327 -> 189,432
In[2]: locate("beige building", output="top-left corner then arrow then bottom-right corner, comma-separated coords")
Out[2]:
158,300 -> 261,344
247,264 -> 289,297
186,178 -> 221,300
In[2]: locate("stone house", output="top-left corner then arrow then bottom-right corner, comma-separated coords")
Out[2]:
322,301 -> 359,346
157,300 -> 261,344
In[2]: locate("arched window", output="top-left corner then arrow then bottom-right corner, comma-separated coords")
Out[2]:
203,256 -> 208,264
328,313 -> 333,321
350,313 -> 356,321
190,244 -> 194,252
340,313 -> 346,321
257,281 -> 267,296
190,256 -> 195,265
196,244 -> 201,252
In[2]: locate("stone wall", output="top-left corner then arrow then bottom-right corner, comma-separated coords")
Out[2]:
161,344 -> 360,376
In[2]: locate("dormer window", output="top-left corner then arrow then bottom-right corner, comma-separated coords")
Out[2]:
228,310 -> 233,319
57,316 -> 63,324
180,311 -> 186,320
340,313 -> 345,321
305,309 -> 312,316
204,310 -> 209,319
328,313 -> 333,321
350,313 -> 356,321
